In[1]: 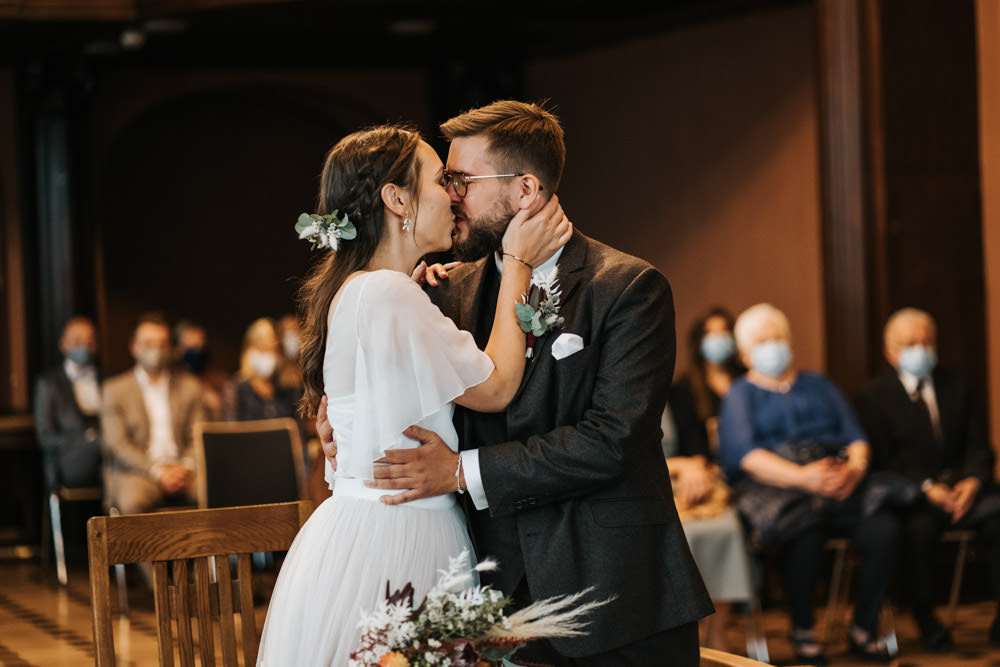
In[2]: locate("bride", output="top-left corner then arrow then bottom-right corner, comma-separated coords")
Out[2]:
256,124 -> 570,666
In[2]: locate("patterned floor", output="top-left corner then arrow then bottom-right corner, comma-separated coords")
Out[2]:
3,555 -> 1000,666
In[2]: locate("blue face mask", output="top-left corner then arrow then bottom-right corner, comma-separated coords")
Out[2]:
700,332 -> 735,364
66,346 -> 94,366
899,345 -> 936,379
751,340 -> 792,378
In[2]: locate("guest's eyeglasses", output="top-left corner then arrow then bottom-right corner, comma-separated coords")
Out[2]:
443,170 -> 524,198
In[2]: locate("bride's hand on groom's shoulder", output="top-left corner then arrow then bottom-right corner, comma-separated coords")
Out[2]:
365,425 -> 458,505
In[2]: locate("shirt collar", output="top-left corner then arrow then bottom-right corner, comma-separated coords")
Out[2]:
134,365 -> 169,388
897,368 -> 932,395
63,358 -> 95,380
494,244 -> 566,277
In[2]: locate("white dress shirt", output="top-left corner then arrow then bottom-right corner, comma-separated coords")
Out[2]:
134,366 -> 183,474
64,358 -> 101,416
461,245 -> 566,510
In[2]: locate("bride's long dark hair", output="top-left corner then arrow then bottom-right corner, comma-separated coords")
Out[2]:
298,125 -> 422,418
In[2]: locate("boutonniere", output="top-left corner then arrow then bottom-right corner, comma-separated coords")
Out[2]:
295,210 -> 357,251
515,267 -> 565,358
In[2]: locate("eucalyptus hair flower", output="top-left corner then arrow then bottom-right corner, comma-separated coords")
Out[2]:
295,210 -> 358,251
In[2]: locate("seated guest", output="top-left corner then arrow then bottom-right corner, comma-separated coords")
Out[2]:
665,307 -> 752,651
856,307 -> 1000,651
719,303 -> 900,664
101,311 -> 206,515
173,318 -> 223,420
34,315 -> 104,490
231,317 -> 301,422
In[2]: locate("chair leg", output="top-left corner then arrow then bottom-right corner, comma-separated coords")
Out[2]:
744,595 -> 770,663
945,533 -> 972,629
880,603 -> 899,657
49,492 -> 68,586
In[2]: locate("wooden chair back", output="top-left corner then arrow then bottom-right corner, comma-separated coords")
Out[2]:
87,500 -> 312,666
195,418 -> 306,509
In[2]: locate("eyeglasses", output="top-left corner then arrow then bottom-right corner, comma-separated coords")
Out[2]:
443,170 -> 524,198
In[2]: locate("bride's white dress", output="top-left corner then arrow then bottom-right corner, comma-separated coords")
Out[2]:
256,270 -> 493,666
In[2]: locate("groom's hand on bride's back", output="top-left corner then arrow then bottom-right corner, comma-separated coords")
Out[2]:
365,425 -> 460,505
317,395 -> 338,471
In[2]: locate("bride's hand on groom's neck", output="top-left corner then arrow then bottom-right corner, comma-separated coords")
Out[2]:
365,425 -> 459,505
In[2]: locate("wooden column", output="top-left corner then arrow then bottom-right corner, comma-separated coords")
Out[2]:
815,0 -> 876,396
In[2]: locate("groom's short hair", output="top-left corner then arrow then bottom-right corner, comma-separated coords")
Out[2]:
439,99 -> 565,194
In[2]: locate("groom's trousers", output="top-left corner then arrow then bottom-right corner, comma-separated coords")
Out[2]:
510,576 -> 701,666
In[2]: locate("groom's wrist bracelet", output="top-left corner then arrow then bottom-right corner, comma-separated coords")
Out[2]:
502,252 -> 534,272
455,454 -> 465,494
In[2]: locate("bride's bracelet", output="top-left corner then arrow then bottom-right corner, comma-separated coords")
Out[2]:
502,252 -> 534,272
455,454 -> 465,495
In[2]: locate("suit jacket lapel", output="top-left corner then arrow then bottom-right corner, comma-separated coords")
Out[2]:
514,231 -> 589,398
125,372 -> 152,450
460,256 -> 500,349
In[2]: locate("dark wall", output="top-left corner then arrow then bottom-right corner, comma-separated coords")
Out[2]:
89,69 -> 430,377
875,0 -> 986,402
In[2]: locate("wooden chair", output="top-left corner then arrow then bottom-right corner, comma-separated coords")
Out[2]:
43,482 -> 103,585
194,418 -> 306,509
87,500 -> 312,666
700,646 -> 773,666
942,528 -> 977,628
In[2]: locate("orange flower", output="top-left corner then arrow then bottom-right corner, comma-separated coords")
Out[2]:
378,651 -> 410,667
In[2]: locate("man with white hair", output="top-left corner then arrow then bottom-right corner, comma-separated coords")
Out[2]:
856,307 -> 1000,651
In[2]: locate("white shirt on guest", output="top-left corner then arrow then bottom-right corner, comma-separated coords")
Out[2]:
134,366 -> 181,473
461,245 -> 566,510
64,358 -> 101,416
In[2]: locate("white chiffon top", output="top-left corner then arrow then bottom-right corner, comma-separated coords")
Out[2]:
322,270 -> 493,506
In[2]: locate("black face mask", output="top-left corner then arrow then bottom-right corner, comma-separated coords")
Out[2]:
181,348 -> 209,374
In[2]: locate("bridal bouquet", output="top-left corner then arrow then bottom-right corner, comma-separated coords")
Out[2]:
348,550 -> 607,667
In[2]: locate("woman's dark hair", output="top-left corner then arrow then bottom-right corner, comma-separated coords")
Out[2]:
297,124 -> 422,417
686,306 -> 746,422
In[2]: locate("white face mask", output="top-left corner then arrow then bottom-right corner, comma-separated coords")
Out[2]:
248,349 -> 278,379
136,346 -> 165,373
282,332 -> 300,360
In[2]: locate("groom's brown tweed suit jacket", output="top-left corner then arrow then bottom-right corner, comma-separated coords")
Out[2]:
429,229 -> 713,657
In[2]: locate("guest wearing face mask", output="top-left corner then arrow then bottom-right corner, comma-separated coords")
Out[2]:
101,311 -> 207,516
232,317 -> 301,422
718,303 -> 901,664
173,319 -> 224,420
34,316 -> 105,491
275,313 -> 305,392
663,307 -> 751,652
856,308 -> 1000,652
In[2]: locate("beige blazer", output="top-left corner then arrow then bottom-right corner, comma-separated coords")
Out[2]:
100,368 -> 207,475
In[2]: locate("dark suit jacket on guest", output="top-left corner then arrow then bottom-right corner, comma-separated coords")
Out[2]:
34,366 -> 103,488
428,230 -> 712,657
856,367 -> 994,488
101,369 -> 206,478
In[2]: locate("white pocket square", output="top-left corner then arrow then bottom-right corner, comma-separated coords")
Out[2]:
551,333 -> 585,360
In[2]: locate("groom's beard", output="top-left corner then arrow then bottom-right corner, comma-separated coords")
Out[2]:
452,198 -> 517,262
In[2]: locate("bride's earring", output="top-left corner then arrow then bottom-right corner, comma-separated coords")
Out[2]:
402,213 -> 413,232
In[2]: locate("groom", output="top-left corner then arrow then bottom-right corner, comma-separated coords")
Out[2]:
327,100 -> 712,665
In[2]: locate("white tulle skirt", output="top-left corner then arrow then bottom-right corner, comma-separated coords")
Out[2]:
256,483 -> 475,667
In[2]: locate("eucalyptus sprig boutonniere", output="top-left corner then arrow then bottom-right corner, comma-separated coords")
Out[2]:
295,210 -> 357,251
515,267 -> 565,358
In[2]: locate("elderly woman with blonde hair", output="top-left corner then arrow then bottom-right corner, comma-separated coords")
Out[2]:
718,303 -> 902,664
